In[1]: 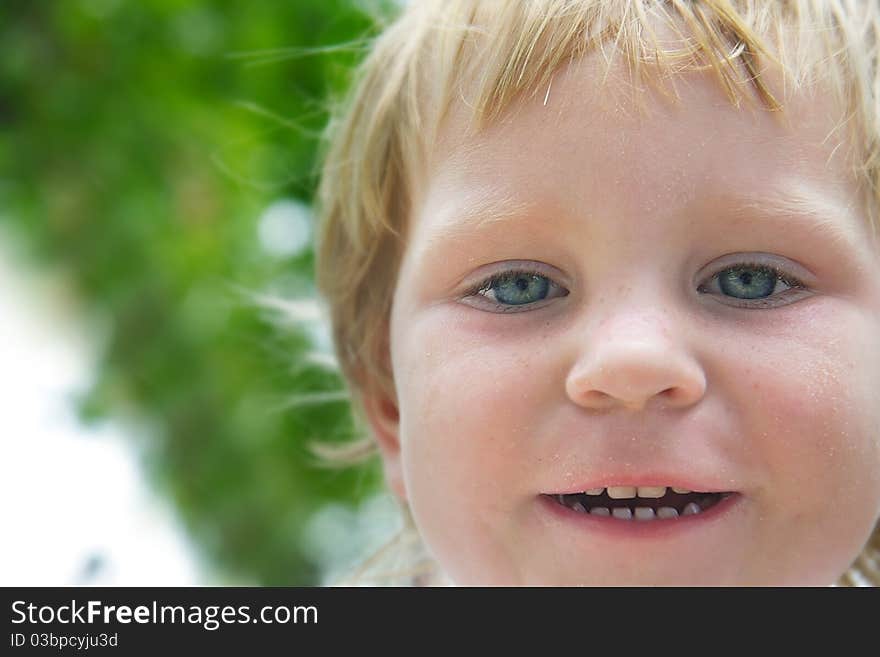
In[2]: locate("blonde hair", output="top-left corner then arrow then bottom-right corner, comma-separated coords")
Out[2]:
312,0 -> 880,586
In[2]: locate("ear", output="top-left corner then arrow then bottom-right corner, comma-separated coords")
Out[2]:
360,387 -> 407,502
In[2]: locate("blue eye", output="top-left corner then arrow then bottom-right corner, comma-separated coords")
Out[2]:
720,266 -> 776,298
467,268 -> 568,312
492,271 -> 548,304
464,260 -> 807,313
699,261 -> 807,307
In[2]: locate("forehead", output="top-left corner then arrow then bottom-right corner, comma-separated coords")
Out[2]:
431,38 -> 852,176
408,47 -> 872,264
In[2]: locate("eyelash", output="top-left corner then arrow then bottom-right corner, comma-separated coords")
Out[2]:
463,261 -> 808,313
464,267 -> 567,313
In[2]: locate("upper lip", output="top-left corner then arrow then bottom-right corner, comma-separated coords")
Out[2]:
544,474 -> 739,495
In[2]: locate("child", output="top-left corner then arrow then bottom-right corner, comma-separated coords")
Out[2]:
313,0 -> 880,585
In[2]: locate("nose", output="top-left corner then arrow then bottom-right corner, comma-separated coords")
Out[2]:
565,303 -> 706,412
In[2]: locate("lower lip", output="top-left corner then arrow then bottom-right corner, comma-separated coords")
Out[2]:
538,493 -> 743,540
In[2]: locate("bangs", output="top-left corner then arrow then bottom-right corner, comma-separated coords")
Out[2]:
415,1 -> 867,131
377,0 -> 880,242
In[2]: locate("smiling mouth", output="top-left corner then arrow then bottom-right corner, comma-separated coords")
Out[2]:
546,486 -> 735,521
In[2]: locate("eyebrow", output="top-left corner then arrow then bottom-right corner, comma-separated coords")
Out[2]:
724,185 -> 863,253
422,193 -> 537,250
423,184 -> 865,256
426,192 -> 532,237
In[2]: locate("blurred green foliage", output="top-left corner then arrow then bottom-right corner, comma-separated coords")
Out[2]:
0,0 -> 394,584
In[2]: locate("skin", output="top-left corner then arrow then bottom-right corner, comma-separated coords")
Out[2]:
361,47 -> 880,585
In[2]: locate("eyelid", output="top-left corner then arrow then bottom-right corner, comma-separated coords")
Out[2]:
709,250 -> 818,284
459,255 -> 811,313
460,262 -> 568,311
704,257 -> 804,285
698,258 -> 810,308
462,261 -> 564,292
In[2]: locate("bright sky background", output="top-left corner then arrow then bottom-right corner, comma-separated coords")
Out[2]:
0,219 -> 399,587
0,237 -> 209,586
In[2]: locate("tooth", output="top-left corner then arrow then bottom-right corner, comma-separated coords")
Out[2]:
634,507 -> 655,520
682,502 -> 701,516
657,507 -> 679,519
672,487 -> 691,494
585,488 -> 604,495
572,502 -> 587,513
636,486 -> 666,498
611,507 -> 633,520
557,495 -> 566,505
607,486 -> 636,499
589,507 -> 610,516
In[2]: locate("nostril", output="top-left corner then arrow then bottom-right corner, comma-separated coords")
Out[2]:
659,387 -> 677,405
579,390 -> 614,407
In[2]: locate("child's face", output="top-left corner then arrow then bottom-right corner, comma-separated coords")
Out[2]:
370,51 -> 880,585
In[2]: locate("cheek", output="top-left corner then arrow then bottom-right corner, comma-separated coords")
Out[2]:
391,312 -> 553,578
736,304 -> 880,528
395,318 -> 544,491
